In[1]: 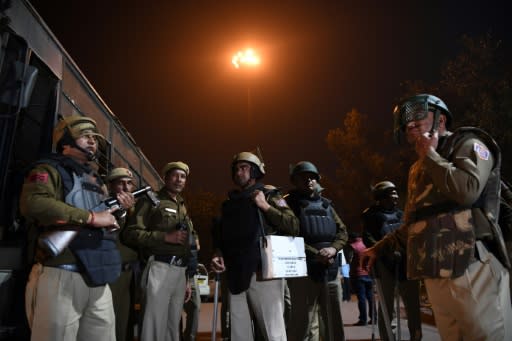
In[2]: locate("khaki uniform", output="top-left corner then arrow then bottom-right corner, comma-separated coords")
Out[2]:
214,183 -> 299,341
374,133 -> 512,341
124,188 -> 194,341
21,161 -> 115,341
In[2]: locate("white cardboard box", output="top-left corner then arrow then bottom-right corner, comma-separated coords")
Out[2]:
260,235 -> 308,279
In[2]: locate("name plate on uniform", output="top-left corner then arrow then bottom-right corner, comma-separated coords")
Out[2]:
260,235 -> 308,279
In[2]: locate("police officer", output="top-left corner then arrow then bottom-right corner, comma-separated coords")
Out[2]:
285,161 -> 348,341
124,161 -> 194,341
106,167 -> 138,341
362,94 -> 512,341
211,152 -> 299,341
21,114 -> 120,341
362,181 -> 421,340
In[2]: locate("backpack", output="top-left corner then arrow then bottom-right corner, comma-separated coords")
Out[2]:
439,127 -> 511,269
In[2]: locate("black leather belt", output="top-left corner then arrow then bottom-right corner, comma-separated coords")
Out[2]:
46,263 -> 81,273
154,255 -> 186,267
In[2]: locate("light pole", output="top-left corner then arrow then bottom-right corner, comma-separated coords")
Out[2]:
232,49 -> 260,129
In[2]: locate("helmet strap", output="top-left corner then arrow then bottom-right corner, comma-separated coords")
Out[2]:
429,109 -> 441,137
72,142 -> 97,161
250,164 -> 263,179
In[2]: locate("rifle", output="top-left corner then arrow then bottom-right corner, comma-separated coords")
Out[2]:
105,186 -> 159,219
38,185 -> 160,257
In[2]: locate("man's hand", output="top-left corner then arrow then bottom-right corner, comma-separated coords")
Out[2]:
211,255 -> 225,273
360,247 -> 377,271
116,191 -> 135,210
415,131 -> 439,159
317,246 -> 337,264
89,209 -> 119,229
164,230 -> 188,244
319,246 -> 337,258
252,190 -> 271,212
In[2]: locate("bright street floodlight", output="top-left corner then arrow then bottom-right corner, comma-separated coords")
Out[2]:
232,49 -> 260,69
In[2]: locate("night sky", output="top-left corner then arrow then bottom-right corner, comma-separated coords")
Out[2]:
29,0 -> 509,194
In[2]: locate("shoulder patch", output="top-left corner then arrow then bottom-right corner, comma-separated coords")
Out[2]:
473,142 -> 490,161
28,172 -> 49,184
275,198 -> 289,208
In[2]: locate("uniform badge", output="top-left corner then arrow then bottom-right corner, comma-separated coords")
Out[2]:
28,172 -> 48,184
165,208 -> 177,213
276,198 -> 289,208
473,142 -> 490,161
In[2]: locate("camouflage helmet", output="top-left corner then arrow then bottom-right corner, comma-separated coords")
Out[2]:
53,115 -> 105,150
106,167 -> 135,183
232,152 -> 265,175
289,161 -> 320,181
372,181 -> 396,200
161,161 -> 190,177
393,94 -> 452,143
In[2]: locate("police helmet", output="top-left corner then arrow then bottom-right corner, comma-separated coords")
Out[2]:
289,161 -> 320,181
232,152 -> 265,179
393,94 -> 452,143
53,115 -> 105,152
372,181 -> 397,200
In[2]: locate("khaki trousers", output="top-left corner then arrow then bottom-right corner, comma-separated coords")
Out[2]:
424,241 -> 512,341
229,273 -> 286,341
25,264 -> 115,341
140,260 -> 187,341
288,275 -> 345,341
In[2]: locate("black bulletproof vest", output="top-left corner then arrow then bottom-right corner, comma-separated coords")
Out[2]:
286,192 -> 336,248
297,197 -> 337,248
377,209 -> 402,237
364,206 -> 407,280
287,193 -> 339,282
220,183 -> 264,294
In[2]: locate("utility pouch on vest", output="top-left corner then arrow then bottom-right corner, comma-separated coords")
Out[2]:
407,209 -> 475,279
